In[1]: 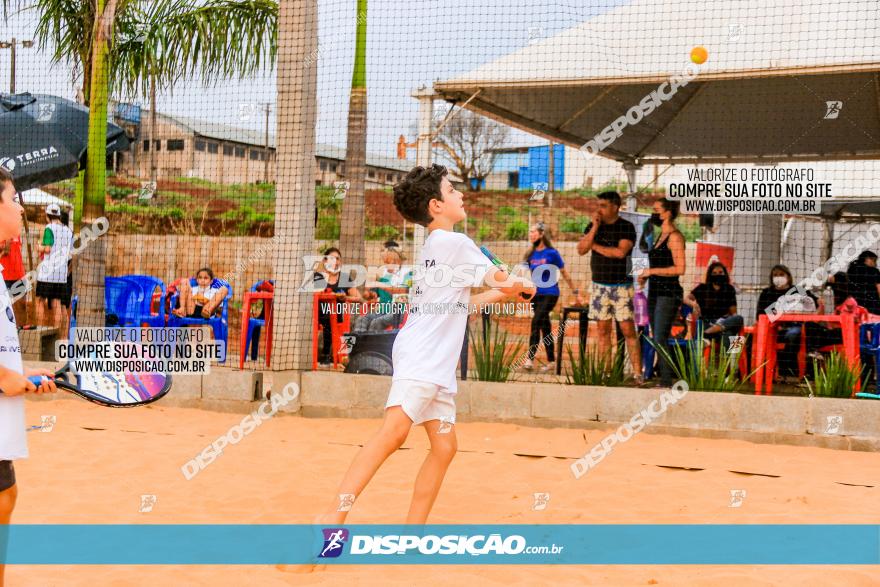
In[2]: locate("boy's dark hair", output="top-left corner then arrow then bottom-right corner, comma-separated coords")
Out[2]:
597,191 -> 621,207
0,167 -> 14,197
323,246 -> 341,257
657,197 -> 680,220
393,164 -> 447,226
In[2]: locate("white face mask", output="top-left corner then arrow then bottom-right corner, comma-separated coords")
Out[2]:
324,259 -> 340,274
772,275 -> 789,288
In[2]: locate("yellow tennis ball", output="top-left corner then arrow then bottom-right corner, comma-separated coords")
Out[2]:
690,46 -> 708,65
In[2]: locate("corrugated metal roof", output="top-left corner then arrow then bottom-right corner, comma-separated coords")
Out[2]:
151,111 -> 415,173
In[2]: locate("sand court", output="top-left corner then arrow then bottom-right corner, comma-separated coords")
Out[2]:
2,397 -> 877,585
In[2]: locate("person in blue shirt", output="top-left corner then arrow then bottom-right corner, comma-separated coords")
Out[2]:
522,222 -> 580,371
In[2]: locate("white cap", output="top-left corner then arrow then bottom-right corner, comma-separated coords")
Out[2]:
45,203 -> 61,216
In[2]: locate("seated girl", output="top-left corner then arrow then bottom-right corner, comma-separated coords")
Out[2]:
172,267 -> 228,319
684,261 -> 744,349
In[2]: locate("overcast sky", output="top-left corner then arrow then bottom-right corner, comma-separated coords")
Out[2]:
0,0 -> 625,160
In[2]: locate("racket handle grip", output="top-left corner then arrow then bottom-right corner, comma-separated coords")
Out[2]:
28,376 -> 49,386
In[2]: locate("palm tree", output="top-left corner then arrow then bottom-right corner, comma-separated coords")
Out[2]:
338,0 -> 367,268
3,0 -> 278,326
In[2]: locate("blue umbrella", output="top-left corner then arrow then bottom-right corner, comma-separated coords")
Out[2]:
0,93 -> 130,191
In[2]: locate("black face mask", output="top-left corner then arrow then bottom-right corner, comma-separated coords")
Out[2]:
650,213 -> 663,226
710,274 -> 728,285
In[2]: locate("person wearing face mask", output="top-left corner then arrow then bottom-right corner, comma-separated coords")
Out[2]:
313,247 -> 376,366
755,264 -> 817,381
637,198 -> 685,387
684,262 -> 743,349
521,222 -> 579,371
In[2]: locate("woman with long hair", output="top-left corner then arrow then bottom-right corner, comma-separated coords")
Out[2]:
521,222 -> 579,371
637,198 -> 686,387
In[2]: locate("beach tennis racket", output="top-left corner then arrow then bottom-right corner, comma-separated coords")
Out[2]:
479,245 -> 534,300
26,363 -> 172,408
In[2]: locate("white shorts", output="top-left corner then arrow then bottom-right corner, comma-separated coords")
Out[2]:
385,379 -> 456,426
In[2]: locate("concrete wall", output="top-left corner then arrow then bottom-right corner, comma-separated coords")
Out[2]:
287,372 -> 880,451
53,366 -> 874,452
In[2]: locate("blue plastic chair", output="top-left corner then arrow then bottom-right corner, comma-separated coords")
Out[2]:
120,275 -> 167,327
642,302 -> 690,380
858,322 -> 880,392
68,294 -> 78,340
244,280 -> 274,362
105,276 -> 145,327
167,277 -> 233,363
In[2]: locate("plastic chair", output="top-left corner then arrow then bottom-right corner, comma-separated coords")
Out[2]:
312,292 -> 351,369
642,301 -> 689,380
68,294 -> 78,340
167,277 -> 233,363
243,280 -> 274,363
120,274 -> 167,327
105,276 -> 145,327
858,322 -> 880,391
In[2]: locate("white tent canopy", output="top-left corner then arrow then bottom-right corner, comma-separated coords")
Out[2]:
19,187 -> 73,210
434,0 -> 880,165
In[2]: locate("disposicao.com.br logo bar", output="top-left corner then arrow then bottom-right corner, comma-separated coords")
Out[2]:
3,525 -> 878,564
319,527 -> 563,559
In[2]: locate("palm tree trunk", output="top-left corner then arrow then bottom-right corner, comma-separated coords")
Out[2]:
338,0 -> 367,269
271,0 -> 318,370
76,0 -> 114,327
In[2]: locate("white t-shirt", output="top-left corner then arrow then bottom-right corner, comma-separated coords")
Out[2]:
0,275 -> 26,460
37,222 -> 73,284
192,284 -> 222,306
391,229 -> 496,393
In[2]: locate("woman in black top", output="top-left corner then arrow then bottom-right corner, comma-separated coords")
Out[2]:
637,198 -> 686,387
314,247 -> 375,366
684,262 -> 743,349
846,250 -> 880,314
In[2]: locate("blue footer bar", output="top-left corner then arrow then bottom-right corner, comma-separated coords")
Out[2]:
1,525 -> 878,564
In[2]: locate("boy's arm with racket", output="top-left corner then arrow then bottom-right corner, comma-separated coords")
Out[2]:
0,365 -> 57,396
478,246 -> 536,299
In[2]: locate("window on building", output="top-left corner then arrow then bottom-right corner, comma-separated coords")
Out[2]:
250,149 -> 261,160
235,146 -> 245,158
223,144 -> 234,156
331,163 -> 338,173
320,161 -> 327,171
143,139 -> 150,151
195,140 -> 206,152
154,140 -> 161,151
167,139 -> 185,151
368,170 -> 375,179
207,142 -> 219,154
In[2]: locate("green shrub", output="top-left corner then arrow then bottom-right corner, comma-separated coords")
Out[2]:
560,215 -> 589,233
566,344 -> 626,386
498,206 -> 518,218
806,351 -> 866,398
107,186 -> 131,200
476,223 -> 492,241
316,214 -> 340,240
505,219 -> 528,240
366,224 -> 400,241
650,336 -> 751,392
469,320 -> 523,382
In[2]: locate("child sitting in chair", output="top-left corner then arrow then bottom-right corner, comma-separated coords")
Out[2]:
172,267 -> 228,319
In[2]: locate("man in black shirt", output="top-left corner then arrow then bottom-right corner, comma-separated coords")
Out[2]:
577,191 -> 641,381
